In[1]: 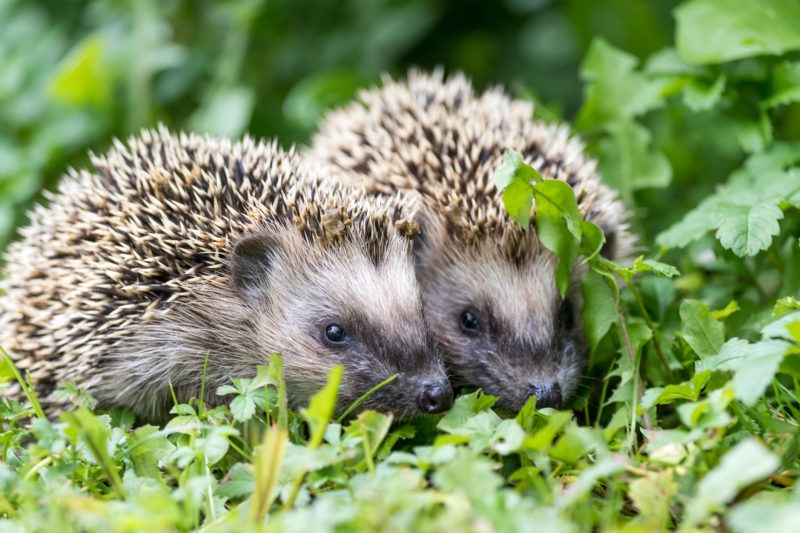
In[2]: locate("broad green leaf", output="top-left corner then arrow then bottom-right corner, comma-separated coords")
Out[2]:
437,391 -> 497,434
596,121 -> 672,201
494,149 -> 543,229
580,269 -> 617,350
656,196 -> 719,249
675,0 -> 800,65
494,149 -> 543,190
579,220 -> 605,261
697,337 -> 790,406
728,494 -> 800,533
578,39 -> 670,127
684,439 -> 780,526
502,180 -> 534,229
640,370 -> 711,409
532,179 -> 583,296
680,299 -> 725,358
676,387 -> 734,429
714,201 -> 783,256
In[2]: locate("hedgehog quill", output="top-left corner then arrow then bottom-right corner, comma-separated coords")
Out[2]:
0,127 -> 453,422
308,70 -> 634,412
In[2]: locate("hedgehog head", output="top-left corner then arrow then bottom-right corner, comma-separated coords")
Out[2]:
224,188 -> 453,418
411,203 -> 586,412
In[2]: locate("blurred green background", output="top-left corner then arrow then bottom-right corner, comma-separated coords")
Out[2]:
0,0 -> 681,250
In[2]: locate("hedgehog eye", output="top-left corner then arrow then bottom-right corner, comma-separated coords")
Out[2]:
324,324 -> 349,344
459,311 -> 481,334
559,298 -> 575,330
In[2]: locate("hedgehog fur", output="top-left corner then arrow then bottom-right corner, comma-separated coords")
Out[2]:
0,126 -> 453,422
308,69 -> 634,412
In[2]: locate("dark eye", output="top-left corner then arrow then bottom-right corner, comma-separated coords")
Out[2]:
460,311 -> 481,334
324,324 -> 348,344
560,298 -> 574,330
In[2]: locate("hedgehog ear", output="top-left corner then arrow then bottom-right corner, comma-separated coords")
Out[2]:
230,233 -> 280,298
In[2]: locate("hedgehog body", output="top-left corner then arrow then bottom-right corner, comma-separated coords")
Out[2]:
0,127 -> 452,422
308,70 -> 633,412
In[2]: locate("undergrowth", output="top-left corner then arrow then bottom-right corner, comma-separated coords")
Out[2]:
2,0 -> 800,531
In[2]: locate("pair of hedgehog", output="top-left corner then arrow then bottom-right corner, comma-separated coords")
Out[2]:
0,70 -> 630,423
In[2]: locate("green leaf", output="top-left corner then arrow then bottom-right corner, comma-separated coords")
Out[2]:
728,494 -> 800,533
302,365 -> 343,449
714,201 -> 783,257
628,471 -> 678,531
683,74 -> 726,111
578,38 -> 670,127
437,391 -> 497,434
763,61 -> 800,108
675,0 -> 800,65
640,370 -> 711,409
684,439 -> 780,526
532,179 -> 583,296
680,299 -> 725,358
49,34 -> 112,108
697,337 -> 790,405
494,149 -> 542,229
502,180 -> 534,229
596,121 -> 672,201
580,269 -> 617,350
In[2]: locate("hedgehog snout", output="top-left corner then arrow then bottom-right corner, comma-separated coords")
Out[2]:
526,381 -> 562,409
418,379 -> 454,413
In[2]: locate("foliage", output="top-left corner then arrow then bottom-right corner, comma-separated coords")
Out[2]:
2,0 -> 800,530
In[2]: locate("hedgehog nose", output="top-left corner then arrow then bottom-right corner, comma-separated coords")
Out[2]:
418,380 -> 454,413
527,382 -> 562,409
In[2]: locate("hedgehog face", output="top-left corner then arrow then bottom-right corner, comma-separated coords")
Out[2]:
414,224 -> 587,413
230,229 -> 453,418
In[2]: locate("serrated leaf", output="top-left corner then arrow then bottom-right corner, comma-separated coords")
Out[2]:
656,196 -> 719,249
683,74 -> 726,111
675,0 -> 800,65
684,439 -> 780,526
714,201 -> 783,256
680,299 -> 725,358
578,39 -> 670,127
764,61 -> 800,108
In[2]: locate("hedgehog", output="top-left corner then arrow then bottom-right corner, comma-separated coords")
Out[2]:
307,69 -> 633,412
0,126 -> 453,423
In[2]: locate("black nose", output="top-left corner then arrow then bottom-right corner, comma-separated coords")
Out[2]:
527,382 -> 562,409
418,380 -> 454,413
